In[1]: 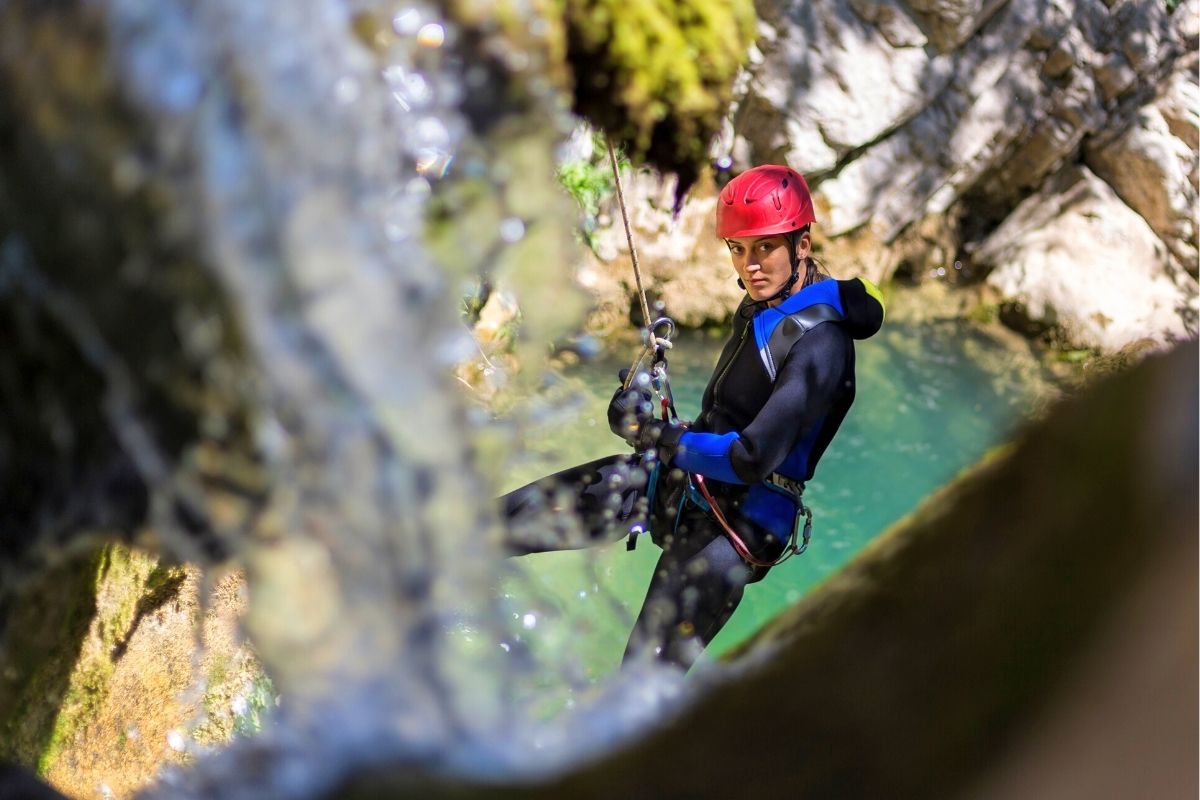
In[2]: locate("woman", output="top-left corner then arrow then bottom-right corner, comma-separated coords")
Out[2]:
503,165 -> 885,670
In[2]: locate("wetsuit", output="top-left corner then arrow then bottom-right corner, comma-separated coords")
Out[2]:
502,276 -> 884,669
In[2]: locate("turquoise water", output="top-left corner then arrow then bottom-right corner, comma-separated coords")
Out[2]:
493,312 -> 1052,693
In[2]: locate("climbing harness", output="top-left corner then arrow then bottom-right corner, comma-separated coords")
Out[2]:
690,474 -> 811,568
605,138 -> 812,568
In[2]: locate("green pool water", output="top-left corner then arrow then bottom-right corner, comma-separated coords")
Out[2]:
491,311 -> 1055,699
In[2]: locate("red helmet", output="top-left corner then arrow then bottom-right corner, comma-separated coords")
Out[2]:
716,165 -> 815,238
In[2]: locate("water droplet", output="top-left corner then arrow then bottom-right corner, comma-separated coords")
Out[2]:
415,149 -> 453,178
334,76 -> 360,105
954,260 -> 963,270
522,613 -> 537,629
393,8 -> 422,35
499,642 -> 511,652
936,266 -> 946,277
167,729 -> 186,752
417,23 -> 445,48
404,177 -> 432,197
499,217 -> 525,243
716,155 -> 733,169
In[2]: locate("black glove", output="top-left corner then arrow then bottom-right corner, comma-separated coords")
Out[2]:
607,381 -> 654,447
607,371 -> 685,460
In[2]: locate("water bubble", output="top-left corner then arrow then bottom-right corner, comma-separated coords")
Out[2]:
167,730 -> 186,752
522,613 -> 537,629
393,8 -> 423,35
404,176 -> 432,197
417,23 -> 445,48
334,76 -> 360,105
414,116 -> 450,148
716,155 -> 733,170
505,49 -> 530,72
936,266 -> 946,277
954,260 -> 963,270
499,217 -> 526,243
415,149 -> 452,177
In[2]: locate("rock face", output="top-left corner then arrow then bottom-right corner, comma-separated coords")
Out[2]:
583,0 -> 1198,352
577,170 -> 745,335
976,165 -> 1197,350
746,0 -> 1200,351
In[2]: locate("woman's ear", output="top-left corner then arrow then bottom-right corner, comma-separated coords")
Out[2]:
796,230 -> 813,259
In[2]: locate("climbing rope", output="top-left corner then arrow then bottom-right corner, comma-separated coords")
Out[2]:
606,135 -> 671,390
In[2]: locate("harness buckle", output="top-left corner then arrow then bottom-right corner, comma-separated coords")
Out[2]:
766,472 -> 805,499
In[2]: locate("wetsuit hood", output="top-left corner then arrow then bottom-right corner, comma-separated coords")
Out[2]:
836,277 -> 885,340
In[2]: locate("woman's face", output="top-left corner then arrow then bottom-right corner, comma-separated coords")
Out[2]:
726,232 -> 811,304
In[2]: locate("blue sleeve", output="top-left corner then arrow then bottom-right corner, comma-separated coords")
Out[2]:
674,431 -> 745,484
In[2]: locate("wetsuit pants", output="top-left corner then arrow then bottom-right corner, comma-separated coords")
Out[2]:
501,454 -> 772,670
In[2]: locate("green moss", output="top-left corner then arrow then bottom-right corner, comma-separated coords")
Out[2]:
0,549 -> 103,770
966,302 -> 999,325
36,660 -> 112,776
564,0 -> 757,190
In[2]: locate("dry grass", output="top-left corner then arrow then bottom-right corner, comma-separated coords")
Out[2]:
44,561 -> 262,800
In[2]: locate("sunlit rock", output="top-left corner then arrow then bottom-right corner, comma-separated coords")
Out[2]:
975,166 -> 1198,351
721,0 -> 1194,352
741,0 -> 950,178
1086,54 -> 1199,277
574,169 -> 744,334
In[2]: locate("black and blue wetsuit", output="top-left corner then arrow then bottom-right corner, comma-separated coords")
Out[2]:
502,276 -> 884,669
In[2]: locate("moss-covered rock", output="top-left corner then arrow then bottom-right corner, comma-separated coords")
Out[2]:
0,548 -> 103,772
564,0 -> 756,195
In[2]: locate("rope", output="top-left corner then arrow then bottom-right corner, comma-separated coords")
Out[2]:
606,136 -> 660,390
692,474 -> 800,569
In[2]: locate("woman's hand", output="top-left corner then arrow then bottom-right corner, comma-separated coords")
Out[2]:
607,383 -> 655,447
